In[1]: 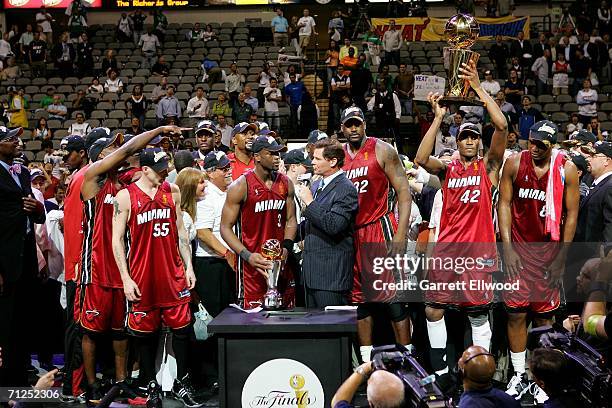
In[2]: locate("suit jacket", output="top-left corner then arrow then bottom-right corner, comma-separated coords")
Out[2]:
574,173 -> 612,253
301,172 -> 358,291
52,42 -> 76,63
532,41 -> 551,59
0,164 -> 45,283
510,39 -> 533,59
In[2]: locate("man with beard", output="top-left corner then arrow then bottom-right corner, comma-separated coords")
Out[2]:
341,106 -> 413,362
220,135 -> 297,309
192,120 -> 217,170
227,122 -> 258,181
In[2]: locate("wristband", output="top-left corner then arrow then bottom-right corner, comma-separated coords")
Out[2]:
282,239 -> 294,253
239,249 -> 252,262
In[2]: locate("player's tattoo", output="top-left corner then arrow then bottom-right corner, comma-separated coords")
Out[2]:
113,199 -> 121,218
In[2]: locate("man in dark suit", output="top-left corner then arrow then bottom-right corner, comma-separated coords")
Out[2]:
532,33 -> 551,60
296,138 -> 359,308
0,126 -> 46,386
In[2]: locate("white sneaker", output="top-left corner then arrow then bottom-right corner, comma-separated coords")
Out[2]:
532,383 -> 549,405
506,372 -> 530,398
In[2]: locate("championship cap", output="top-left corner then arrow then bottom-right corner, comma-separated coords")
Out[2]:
64,135 -> 86,153
88,132 -> 123,162
571,129 -> 597,144
85,127 -> 113,150
569,153 -> 589,173
203,151 -> 231,170
0,126 -> 23,142
30,168 -> 45,181
283,149 -> 312,166
250,135 -> 287,153
195,120 -> 217,136
341,107 -> 365,124
232,122 -> 258,137
139,148 -> 170,173
457,122 -> 481,140
529,120 -> 558,145
307,130 -> 329,144
594,141 -> 612,158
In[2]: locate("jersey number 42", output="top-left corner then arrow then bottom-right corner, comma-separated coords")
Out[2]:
459,189 -> 481,204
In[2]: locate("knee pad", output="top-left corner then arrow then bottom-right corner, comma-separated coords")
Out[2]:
357,303 -> 374,321
387,303 -> 409,322
468,313 -> 489,327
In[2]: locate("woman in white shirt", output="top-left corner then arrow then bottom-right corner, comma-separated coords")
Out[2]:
104,70 -> 124,93
175,167 -> 207,252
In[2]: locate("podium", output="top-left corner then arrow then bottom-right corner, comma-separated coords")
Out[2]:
208,307 -> 357,408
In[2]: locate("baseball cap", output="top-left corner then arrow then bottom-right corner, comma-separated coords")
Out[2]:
283,149 -> 312,166
232,122 -> 258,137
139,148 -> 170,173
529,120 -> 558,145
195,120 -> 217,136
571,129 -> 597,144
203,151 -> 231,170
250,135 -> 287,153
256,121 -> 269,131
64,135 -> 86,153
88,132 -> 123,162
0,126 -> 23,141
594,141 -> 612,158
149,134 -> 170,146
85,127 -> 112,150
570,153 -> 589,173
258,128 -> 277,137
437,148 -> 456,158
457,122 -> 481,140
122,134 -> 137,144
30,168 -> 45,181
341,106 -> 365,124
307,130 -> 329,144
484,70 -> 492,75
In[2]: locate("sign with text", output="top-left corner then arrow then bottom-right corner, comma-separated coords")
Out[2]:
112,0 -> 188,7
4,0 -> 100,8
413,74 -> 445,101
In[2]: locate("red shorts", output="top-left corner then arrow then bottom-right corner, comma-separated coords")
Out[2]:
126,302 -> 192,334
75,284 -> 126,333
424,269 -> 494,309
503,266 -> 560,314
352,213 -> 397,303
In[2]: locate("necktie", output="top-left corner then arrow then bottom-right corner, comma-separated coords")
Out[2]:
8,163 -> 21,175
314,182 -> 324,200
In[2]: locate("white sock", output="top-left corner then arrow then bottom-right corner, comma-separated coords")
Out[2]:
510,350 -> 526,375
426,317 -> 448,376
360,345 -> 373,363
404,344 -> 414,353
471,319 -> 492,351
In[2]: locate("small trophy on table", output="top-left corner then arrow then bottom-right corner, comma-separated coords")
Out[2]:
440,13 -> 483,107
261,239 -> 283,310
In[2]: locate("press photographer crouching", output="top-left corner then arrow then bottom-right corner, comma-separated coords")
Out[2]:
529,348 -> 581,408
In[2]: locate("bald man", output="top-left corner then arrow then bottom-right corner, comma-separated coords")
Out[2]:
458,346 -> 520,408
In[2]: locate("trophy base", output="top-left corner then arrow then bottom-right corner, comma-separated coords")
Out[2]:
439,96 -> 484,107
262,290 -> 284,310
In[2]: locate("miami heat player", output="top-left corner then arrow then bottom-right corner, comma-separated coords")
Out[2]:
341,107 -> 413,363
414,60 -> 507,380
78,126 -> 188,402
499,120 -> 578,400
112,148 -> 201,407
221,135 -> 298,309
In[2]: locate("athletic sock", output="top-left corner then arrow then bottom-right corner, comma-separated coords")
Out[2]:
172,330 -> 190,380
136,337 -> 157,386
426,317 -> 448,376
359,345 -> 373,363
510,350 -> 526,375
470,318 -> 492,351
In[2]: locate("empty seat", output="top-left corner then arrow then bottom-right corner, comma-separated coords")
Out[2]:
543,103 -> 561,112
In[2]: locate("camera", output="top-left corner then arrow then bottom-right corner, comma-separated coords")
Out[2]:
527,324 -> 612,407
371,344 -> 452,408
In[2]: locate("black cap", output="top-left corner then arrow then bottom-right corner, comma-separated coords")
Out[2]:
148,134 -> 170,146
250,135 -> 287,153
139,148 -> 170,173
64,135 -> 86,152
232,122 -> 258,137
203,151 -> 231,170
457,122 -> 481,140
88,133 -> 123,162
122,134 -> 137,144
307,130 -> 329,144
594,141 -> 612,158
571,129 -> 597,144
529,120 -> 558,145
85,127 -> 112,150
340,106 -> 365,124
570,153 -> 589,173
283,149 -> 312,166
195,120 -> 217,136
0,126 -> 23,141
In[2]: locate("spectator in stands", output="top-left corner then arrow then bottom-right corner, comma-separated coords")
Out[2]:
382,19 -> 402,67
138,28 -> 160,69
212,130 -> 228,153
130,10 -> 146,44
449,112 -> 463,137
76,32 -> 94,77
156,84 -> 181,124
33,118 -> 53,141
567,113 -> 584,136
328,10 -> 344,43
416,106 -> 435,138
588,116 -> 605,141
116,12 -> 133,43
598,1 -> 611,35
202,24 -> 216,43
225,63 -> 245,107
186,22 -> 203,42
489,34 -> 509,79
271,8 -> 289,47
258,62 -> 277,107
67,112 -> 91,137
87,77 -> 103,95
128,117 -> 144,134
282,64 -> 302,87
186,86 -> 209,122
289,16 -> 301,55
264,78 -> 282,131
202,56 -> 222,86
233,92 -> 253,124
285,72 -> 305,137
351,54 -> 372,112
577,78 -> 598,126
552,53 -> 571,95
72,86 -> 90,116
151,76 -> 168,103
298,90 -> 319,138
211,93 -> 232,119
374,64 -> 394,93
297,8 -> 317,53
243,85 -> 258,112
41,140 -> 60,168
151,55 -> 170,77
7,88 -> 28,129
39,87 -> 55,109
126,84 -> 147,126
216,114 -> 232,148
52,32 -> 75,79
510,31 -> 532,67
36,6 -> 54,46
571,48 -> 592,95
340,47 -> 359,73
47,94 -> 67,121
533,33 -> 551,60
66,0 -> 87,39
508,56 -> 523,80
104,69 -> 124,93
339,37 -> 357,61
504,68 -> 524,109
152,9 -> 168,42
506,131 -> 521,153
434,122 -> 457,156
18,24 -> 34,63
518,96 -> 544,148
28,31 -> 46,77
329,64 -> 351,131
325,40 -> 340,83
481,70 -> 501,96
495,90 -> 516,115
0,32 -> 12,62
7,25 -> 19,50
101,49 -> 119,76
532,48 -> 551,96
0,56 -> 19,81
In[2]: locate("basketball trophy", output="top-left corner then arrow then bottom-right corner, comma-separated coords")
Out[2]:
261,239 -> 283,310
440,13 -> 483,106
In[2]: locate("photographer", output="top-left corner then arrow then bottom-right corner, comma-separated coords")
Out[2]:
331,361 -> 405,408
529,348 -> 581,407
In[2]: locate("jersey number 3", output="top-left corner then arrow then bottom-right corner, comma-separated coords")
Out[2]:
459,189 -> 481,204
153,222 -> 170,237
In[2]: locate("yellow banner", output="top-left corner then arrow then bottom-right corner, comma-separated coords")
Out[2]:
371,16 -> 530,42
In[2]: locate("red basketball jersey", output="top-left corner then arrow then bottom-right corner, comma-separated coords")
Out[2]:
64,165 -> 88,282
126,182 -> 190,310
81,178 -> 123,288
237,171 -> 291,307
343,137 -> 392,227
437,158 -> 497,272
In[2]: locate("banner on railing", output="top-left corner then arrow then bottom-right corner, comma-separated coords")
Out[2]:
370,16 -> 530,42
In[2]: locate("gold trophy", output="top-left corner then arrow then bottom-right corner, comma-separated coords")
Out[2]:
440,13 -> 484,106
290,374 -> 308,408
261,239 -> 283,310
